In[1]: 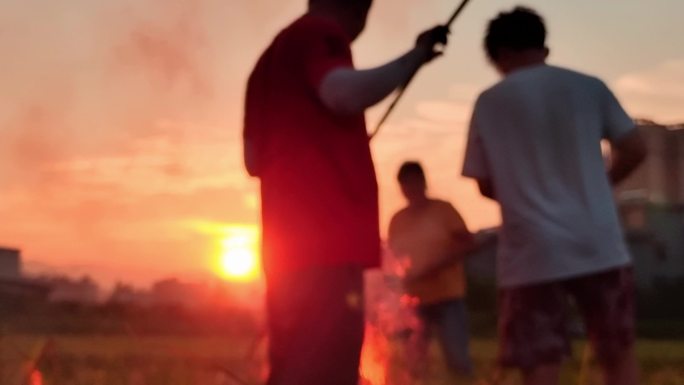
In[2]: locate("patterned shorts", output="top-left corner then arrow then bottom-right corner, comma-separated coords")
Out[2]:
498,267 -> 636,370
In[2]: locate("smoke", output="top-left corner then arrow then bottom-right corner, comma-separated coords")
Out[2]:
111,0 -> 212,97
0,0 -> 447,196
362,250 -> 426,385
0,0 -> 220,183
0,0 -> 268,284
0,0 -> 497,282
1,103 -> 71,186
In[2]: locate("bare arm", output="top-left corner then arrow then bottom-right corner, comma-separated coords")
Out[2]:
404,232 -> 475,284
404,204 -> 475,283
609,129 -> 647,185
319,26 -> 448,115
319,49 -> 425,115
598,80 -> 645,184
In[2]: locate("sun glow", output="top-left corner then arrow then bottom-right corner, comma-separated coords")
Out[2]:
217,226 -> 261,282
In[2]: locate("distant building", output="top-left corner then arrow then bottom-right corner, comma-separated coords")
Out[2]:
43,276 -> 101,304
0,247 -> 21,280
617,121 -> 684,204
614,121 -> 684,288
619,199 -> 684,288
0,247 -> 49,302
150,278 -> 206,307
464,122 -> 684,288
109,282 -> 152,306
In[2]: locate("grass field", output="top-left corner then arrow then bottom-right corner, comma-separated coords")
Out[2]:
1,334 -> 683,385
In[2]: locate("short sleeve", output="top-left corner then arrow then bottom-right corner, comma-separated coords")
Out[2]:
244,55 -> 268,142
243,54 -> 270,175
292,22 -> 353,92
462,99 -> 491,180
600,81 -> 635,141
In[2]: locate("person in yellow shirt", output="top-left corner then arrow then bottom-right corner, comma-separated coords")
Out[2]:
388,161 -> 474,377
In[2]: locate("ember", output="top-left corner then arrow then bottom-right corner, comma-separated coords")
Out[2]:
360,324 -> 389,385
30,369 -> 43,385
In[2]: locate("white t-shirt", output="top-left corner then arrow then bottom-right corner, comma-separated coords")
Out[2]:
462,64 -> 635,288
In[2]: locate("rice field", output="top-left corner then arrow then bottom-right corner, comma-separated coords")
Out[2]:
1,333 -> 683,385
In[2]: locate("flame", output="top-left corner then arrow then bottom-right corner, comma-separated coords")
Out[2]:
360,323 -> 389,385
30,369 -> 43,385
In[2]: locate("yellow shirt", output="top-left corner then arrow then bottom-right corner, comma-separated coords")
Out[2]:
388,199 -> 469,304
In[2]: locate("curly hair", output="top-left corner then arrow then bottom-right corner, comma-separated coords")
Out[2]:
485,6 -> 546,61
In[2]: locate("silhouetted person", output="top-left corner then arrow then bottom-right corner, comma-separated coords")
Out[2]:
462,7 -> 647,385
388,161 -> 474,378
243,1 -> 448,384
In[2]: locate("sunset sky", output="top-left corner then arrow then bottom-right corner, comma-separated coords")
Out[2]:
1,0 -> 683,287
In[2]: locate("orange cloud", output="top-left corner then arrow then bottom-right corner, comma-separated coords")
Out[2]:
1,0 -> 505,285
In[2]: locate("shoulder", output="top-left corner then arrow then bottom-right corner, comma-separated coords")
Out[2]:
429,199 -> 452,209
390,207 -> 411,225
547,65 -> 606,90
278,15 -> 349,50
475,83 -> 499,104
248,45 -> 273,80
470,86 -> 501,128
429,199 -> 461,216
429,200 -> 469,231
388,208 -> 411,237
473,79 -> 509,113
471,90 -> 492,120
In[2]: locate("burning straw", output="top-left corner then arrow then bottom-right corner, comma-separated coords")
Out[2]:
362,253 -> 426,385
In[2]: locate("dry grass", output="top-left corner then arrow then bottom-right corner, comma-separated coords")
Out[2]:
1,334 -> 683,385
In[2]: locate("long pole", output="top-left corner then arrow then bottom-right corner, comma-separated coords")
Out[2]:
369,0 -> 473,140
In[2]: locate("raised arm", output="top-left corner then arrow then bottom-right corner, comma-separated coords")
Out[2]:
319,26 -> 449,115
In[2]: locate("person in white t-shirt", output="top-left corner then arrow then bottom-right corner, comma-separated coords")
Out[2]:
462,7 -> 647,385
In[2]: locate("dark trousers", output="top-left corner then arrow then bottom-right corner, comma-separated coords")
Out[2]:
417,299 -> 473,376
266,266 -> 365,385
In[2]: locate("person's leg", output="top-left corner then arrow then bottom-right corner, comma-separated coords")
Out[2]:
522,364 -> 562,385
265,265 -> 365,385
497,282 -> 570,385
433,299 -> 474,376
568,267 -> 639,385
264,273 -> 295,385
409,304 -> 436,379
603,348 -> 639,385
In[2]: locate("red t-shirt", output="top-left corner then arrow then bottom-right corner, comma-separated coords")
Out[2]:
244,14 -> 380,276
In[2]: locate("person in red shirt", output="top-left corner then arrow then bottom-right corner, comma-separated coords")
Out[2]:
243,1 -> 448,384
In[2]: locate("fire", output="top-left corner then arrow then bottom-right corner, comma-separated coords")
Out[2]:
30,369 -> 43,385
360,323 -> 389,385
217,227 -> 261,282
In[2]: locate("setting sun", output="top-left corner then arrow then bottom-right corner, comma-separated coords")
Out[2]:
217,227 -> 261,282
